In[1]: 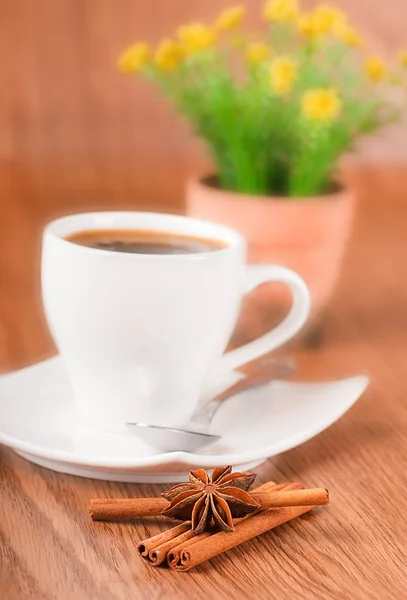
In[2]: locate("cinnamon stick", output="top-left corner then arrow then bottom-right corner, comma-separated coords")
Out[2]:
89,486 -> 328,521
89,497 -> 168,520
252,487 -> 329,508
168,482 -> 317,571
138,481 -> 282,565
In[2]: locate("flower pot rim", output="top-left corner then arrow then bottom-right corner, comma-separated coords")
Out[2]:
188,174 -> 351,205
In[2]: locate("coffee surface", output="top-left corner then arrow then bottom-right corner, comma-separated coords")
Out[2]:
65,229 -> 227,255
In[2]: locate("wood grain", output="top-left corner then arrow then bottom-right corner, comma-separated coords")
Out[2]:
1,165 -> 407,598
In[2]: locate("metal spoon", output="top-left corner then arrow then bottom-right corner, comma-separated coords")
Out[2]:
126,355 -> 294,452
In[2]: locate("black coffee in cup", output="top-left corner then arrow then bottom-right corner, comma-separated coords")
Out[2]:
65,229 -> 227,255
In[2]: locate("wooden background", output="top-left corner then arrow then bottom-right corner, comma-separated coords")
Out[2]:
1,0 -> 407,220
1,1 -> 407,598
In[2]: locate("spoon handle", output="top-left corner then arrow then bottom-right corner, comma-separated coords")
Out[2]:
189,355 -> 295,428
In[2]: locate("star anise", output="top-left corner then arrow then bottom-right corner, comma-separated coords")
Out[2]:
161,466 -> 260,534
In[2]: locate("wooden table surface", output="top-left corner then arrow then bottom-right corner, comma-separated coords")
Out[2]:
1,164 -> 407,599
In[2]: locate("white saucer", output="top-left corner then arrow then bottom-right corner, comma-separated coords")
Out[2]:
0,357 -> 369,482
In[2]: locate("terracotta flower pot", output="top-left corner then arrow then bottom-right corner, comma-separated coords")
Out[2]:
187,176 -> 355,321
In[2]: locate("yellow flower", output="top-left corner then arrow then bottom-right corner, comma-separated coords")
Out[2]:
313,5 -> 346,33
298,5 -> 347,39
246,41 -> 271,64
263,0 -> 298,23
297,13 -> 320,39
177,23 -> 217,55
215,6 -> 246,30
154,39 -> 183,71
270,56 -> 296,94
117,43 -> 150,73
365,56 -> 386,82
333,23 -> 363,47
397,50 -> 407,67
301,88 -> 342,121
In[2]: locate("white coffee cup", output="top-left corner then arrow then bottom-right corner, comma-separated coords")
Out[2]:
42,212 -> 310,432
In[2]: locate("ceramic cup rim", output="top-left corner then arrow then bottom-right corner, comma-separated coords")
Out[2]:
43,211 -> 246,262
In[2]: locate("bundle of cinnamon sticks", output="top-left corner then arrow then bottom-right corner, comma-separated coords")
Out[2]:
90,481 -> 328,571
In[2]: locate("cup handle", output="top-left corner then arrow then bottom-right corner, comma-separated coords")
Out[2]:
210,265 -> 311,378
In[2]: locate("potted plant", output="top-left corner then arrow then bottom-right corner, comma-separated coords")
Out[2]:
118,1 -> 407,319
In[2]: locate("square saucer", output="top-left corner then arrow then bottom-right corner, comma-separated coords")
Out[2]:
0,357 -> 368,482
